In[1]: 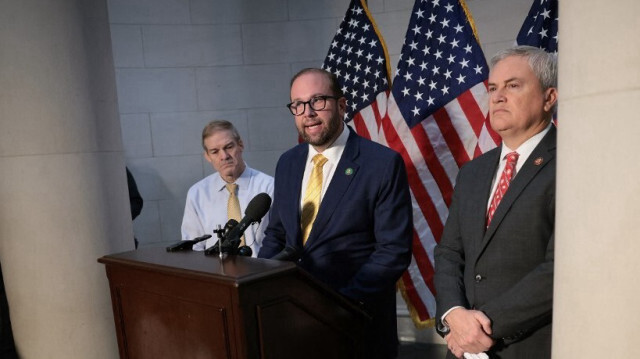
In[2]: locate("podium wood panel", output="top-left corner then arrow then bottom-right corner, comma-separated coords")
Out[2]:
99,246 -> 368,359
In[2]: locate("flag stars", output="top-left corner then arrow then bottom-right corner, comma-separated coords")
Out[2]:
440,18 -> 450,28
445,4 -> 454,12
459,58 -> 470,69
412,106 -> 421,116
376,56 -> 384,65
454,24 -> 464,33
416,8 -> 425,18
429,80 -> 437,91
429,13 -> 437,23
437,34 -> 447,44
412,25 -> 421,35
456,74 -> 466,84
434,50 -> 443,59
414,91 -> 424,101
464,44 -> 473,54
427,96 -> 435,106
422,45 -> 431,56
409,41 -> 419,51
419,61 -> 429,71
474,64 -> 483,74
450,38 -> 460,48
431,65 -> 441,75
402,87 -> 411,96
425,29 -> 434,39
444,69 -> 452,79
447,54 -> 456,64
441,85 -> 450,95
407,57 -> 416,67
369,39 -> 378,47
403,71 -> 413,81
539,28 -> 548,39
417,76 -> 427,86
541,8 -> 551,19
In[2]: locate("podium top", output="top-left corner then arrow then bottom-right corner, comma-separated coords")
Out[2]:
98,246 -> 296,285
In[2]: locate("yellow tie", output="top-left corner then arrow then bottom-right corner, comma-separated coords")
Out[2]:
226,183 -> 244,246
301,154 -> 328,245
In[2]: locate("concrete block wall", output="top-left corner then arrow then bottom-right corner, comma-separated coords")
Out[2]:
107,0 -> 533,249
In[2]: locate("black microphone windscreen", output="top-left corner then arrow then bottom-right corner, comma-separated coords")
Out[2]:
244,193 -> 272,221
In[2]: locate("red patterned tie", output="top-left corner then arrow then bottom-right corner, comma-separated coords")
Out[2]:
486,151 -> 519,227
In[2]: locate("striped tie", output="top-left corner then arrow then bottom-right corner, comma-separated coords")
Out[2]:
226,183 -> 244,246
486,151 -> 519,227
301,154 -> 328,245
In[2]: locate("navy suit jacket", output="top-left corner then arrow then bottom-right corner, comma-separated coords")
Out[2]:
258,127 -> 412,358
435,127 -> 556,359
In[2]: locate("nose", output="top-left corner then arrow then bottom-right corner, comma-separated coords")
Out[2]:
219,149 -> 230,159
491,87 -> 506,103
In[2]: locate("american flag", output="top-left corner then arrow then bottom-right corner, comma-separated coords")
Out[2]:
516,0 -> 558,52
323,0 -> 498,327
322,0 -> 391,139
381,0 -> 498,326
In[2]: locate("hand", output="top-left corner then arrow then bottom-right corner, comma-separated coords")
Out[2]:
443,308 -> 494,356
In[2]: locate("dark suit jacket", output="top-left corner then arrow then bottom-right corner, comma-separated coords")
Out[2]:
435,127 -> 556,359
258,127 -> 413,359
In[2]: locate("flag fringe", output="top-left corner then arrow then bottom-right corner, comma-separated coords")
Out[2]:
397,279 -> 435,329
458,0 -> 482,45
360,0 -> 393,86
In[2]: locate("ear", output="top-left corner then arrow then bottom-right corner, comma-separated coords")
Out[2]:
338,97 -> 347,117
543,87 -> 558,112
237,139 -> 244,150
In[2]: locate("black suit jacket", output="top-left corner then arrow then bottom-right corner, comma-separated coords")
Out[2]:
258,127 -> 413,359
435,127 -> 556,359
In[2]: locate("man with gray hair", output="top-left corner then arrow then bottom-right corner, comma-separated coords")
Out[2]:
434,46 -> 558,358
181,120 -> 274,256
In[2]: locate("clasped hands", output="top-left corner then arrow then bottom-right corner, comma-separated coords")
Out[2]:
444,308 -> 495,359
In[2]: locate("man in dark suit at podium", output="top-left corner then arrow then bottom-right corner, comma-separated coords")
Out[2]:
258,68 -> 413,359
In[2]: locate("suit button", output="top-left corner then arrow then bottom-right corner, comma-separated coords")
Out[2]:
475,274 -> 482,282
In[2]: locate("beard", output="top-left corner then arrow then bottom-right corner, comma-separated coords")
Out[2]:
298,110 -> 343,148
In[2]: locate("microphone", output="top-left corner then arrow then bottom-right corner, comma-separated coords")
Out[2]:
270,246 -> 299,261
166,234 -> 212,252
205,193 -> 272,256
205,219 -> 238,255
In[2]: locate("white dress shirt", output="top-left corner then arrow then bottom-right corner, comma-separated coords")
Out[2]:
486,123 -> 552,209
299,125 -> 349,211
181,165 -> 274,256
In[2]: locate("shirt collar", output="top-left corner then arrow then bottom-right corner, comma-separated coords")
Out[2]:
500,123 -> 552,161
213,164 -> 250,192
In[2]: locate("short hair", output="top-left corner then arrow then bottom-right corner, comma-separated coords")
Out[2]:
201,120 -> 241,151
290,68 -> 344,98
490,45 -> 557,91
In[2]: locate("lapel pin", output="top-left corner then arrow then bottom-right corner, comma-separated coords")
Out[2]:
345,168 -> 354,176
534,157 -> 543,166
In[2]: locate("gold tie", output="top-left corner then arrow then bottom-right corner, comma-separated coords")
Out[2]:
226,183 -> 244,246
301,154 -> 328,245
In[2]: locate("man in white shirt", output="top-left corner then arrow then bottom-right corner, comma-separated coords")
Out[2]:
181,120 -> 274,256
434,46 -> 558,359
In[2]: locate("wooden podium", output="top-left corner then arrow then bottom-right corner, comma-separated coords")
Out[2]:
98,247 -> 370,359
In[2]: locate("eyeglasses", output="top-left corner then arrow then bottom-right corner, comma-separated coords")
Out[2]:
286,95 -> 340,116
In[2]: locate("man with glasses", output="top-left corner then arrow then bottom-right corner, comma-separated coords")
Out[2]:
258,68 -> 413,359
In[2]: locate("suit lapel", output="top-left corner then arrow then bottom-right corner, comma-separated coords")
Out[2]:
470,150 -> 501,253
304,129 -> 359,249
481,127 -> 557,249
287,145 -> 308,244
